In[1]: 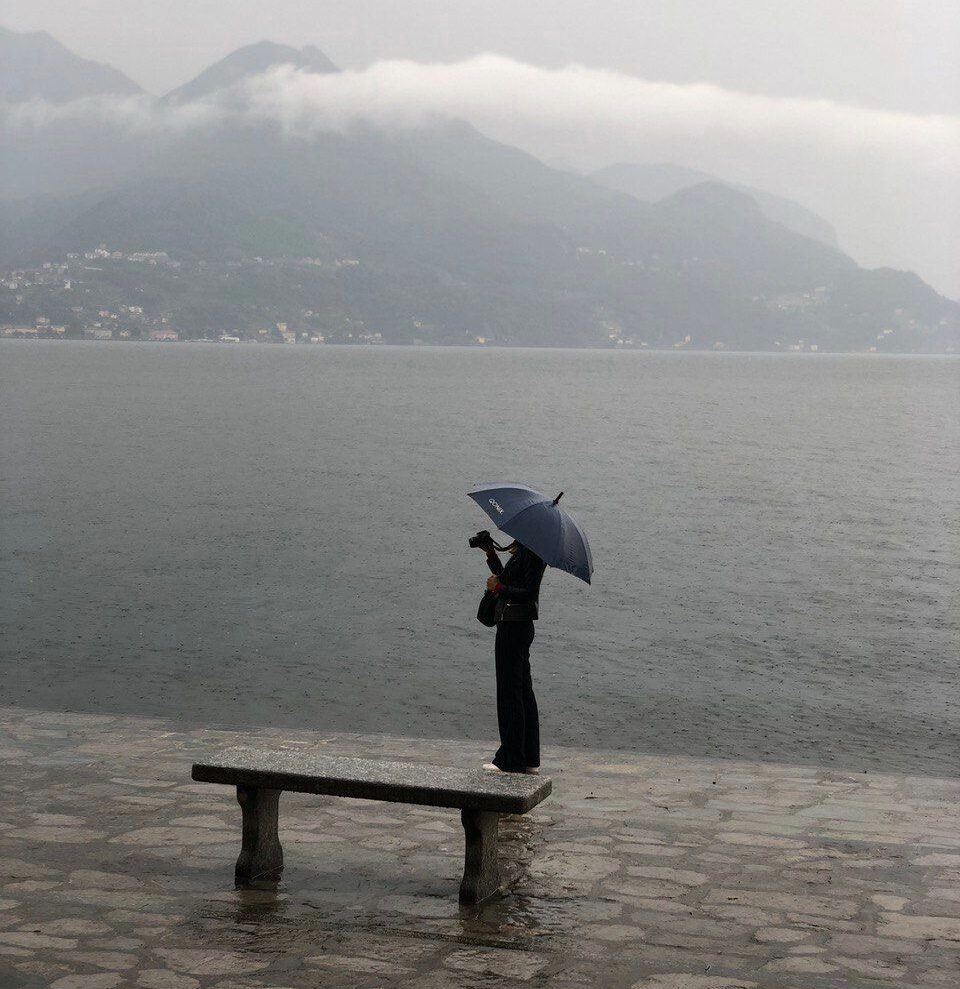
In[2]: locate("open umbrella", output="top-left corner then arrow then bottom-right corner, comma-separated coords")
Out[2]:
467,482 -> 594,584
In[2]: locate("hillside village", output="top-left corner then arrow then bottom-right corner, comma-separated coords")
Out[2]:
0,249 -> 385,345
1,246 -> 950,353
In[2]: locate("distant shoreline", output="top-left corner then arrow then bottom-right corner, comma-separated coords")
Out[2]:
0,337 -> 956,357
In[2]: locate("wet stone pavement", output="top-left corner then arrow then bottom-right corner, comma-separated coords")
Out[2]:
1,707 -> 960,988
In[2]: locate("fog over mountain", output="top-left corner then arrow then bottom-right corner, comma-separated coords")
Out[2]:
5,0 -> 956,298
1,26 -> 957,351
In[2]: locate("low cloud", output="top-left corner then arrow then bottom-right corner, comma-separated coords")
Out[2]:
242,56 -> 960,173
2,92 -> 213,133
3,54 -> 958,294
4,53 -> 959,173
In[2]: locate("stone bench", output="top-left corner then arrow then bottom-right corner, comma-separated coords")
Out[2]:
191,749 -> 552,904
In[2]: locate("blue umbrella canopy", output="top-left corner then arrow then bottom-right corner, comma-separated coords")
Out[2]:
468,482 -> 594,584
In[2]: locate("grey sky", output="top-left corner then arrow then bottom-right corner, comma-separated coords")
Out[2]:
4,0 -> 957,110
4,0 -> 959,295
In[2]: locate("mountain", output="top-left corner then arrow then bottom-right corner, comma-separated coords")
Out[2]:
164,41 -> 338,103
0,38 -> 334,206
0,25 -> 142,102
5,118 -> 956,351
1,37 -> 957,351
593,162 -> 839,248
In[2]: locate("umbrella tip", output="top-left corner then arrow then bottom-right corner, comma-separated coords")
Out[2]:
552,491 -> 564,505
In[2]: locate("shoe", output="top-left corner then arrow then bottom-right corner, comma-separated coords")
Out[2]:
482,762 -> 502,772
523,767 -> 540,775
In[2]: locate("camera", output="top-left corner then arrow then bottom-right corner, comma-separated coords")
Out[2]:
469,529 -> 494,550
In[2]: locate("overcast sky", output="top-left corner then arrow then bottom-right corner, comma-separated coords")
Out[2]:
4,0 -> 958,296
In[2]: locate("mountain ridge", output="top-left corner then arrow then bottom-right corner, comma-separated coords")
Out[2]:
0,25 -> 142,102
593,162 -> 840,249
1,32 -> 956,352
164,40 -> 339,103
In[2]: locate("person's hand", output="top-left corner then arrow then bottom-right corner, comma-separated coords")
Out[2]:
486,575 -> 499,592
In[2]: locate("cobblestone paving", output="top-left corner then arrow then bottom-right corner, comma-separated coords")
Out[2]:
2,706 -> 960,988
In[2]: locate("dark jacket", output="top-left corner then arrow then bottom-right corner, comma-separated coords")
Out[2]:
487,545 -> 546,622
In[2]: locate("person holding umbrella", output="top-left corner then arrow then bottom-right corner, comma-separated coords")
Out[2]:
468,483 -> 594,775
479,537 -> 547,774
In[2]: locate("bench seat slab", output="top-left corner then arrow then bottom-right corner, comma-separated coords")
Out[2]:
192,750 -> 551,815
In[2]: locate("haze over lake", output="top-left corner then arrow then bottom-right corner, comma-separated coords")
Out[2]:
2,342 -> 957,775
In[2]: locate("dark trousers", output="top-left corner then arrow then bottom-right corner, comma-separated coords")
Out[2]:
493,619 -> 540,771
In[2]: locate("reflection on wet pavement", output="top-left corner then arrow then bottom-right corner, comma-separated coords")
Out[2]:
2,705 -> 960,987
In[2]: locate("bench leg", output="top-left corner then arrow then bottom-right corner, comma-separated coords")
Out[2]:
235,785 -> 283,884
459,809 -> 500,904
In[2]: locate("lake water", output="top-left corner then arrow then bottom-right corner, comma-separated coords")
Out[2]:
1,341 -> 958,775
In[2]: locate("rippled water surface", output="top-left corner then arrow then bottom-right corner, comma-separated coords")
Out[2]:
2,342 -> 958,774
